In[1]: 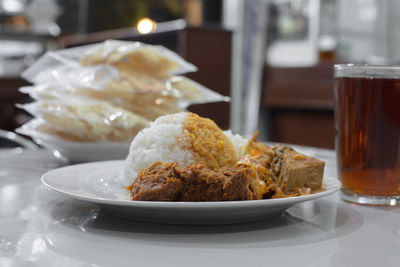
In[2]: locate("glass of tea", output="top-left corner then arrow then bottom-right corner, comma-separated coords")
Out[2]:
334,64 -> 400,205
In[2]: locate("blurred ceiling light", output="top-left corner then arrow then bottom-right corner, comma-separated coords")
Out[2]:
137,18 -> 157,34
2,0 -> 24,13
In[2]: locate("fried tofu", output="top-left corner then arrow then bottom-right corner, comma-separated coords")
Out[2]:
277,151 -> 325,193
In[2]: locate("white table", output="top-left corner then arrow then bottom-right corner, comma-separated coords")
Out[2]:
1,147 -> 399,267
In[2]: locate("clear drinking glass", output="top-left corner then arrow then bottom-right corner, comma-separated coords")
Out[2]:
334,64 -> 400,205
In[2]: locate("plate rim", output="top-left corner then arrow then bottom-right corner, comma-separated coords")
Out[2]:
41,160 -> 340,209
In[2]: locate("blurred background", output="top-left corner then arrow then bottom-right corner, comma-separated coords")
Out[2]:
0,0 -> 399,149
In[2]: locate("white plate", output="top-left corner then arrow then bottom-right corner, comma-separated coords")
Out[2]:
34,137 -> 130,163
41,161 -> 341,225
16,121 -> 130,163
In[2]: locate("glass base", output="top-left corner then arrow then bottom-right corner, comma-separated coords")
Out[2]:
341,189 -> 400,205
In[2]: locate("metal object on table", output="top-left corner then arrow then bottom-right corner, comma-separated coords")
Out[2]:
0,129 -> 38,149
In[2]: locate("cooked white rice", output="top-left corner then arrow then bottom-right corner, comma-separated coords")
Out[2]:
120,112 -> 194,185
120,112 -> 250,186
223,130 -> 249,158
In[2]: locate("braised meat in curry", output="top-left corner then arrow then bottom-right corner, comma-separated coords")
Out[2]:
127,139 -> 325,201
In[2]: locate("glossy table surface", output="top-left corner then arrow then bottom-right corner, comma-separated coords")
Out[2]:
1,146 -> 400,267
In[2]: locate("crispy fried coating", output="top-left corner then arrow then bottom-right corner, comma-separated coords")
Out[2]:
183,113 -> 237,169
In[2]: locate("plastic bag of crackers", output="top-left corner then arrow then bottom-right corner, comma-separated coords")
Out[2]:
16,40 -> 229,162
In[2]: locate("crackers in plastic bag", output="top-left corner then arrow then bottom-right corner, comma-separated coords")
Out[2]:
18,97 -> 149,142
19,74 -> 229,121
81,40 -> 188,79
18,40 -> 230,144
21,40 -> 229,103
20,84 -> 183,121
22,40 -> 197,85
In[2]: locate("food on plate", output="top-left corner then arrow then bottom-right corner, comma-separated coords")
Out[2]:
273,146 -> 325,194
121,112 -> 237,185
128,162 -> 261,201
122,112 -> 325,201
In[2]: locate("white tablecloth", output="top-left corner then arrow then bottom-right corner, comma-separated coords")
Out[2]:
1,147 -> 399,267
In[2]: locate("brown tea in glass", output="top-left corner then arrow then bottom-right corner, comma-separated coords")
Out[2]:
334,64 -> 400,205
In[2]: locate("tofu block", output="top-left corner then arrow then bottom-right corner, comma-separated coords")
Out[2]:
277,152 -> 325,192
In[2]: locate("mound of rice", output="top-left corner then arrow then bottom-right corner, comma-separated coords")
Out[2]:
120,112 -> 249,185
223,130 -> 249,159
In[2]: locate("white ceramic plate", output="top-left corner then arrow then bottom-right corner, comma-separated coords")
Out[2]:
41,161 -> 341,225
16,121 -> 130,163
33,137 -> 130,163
